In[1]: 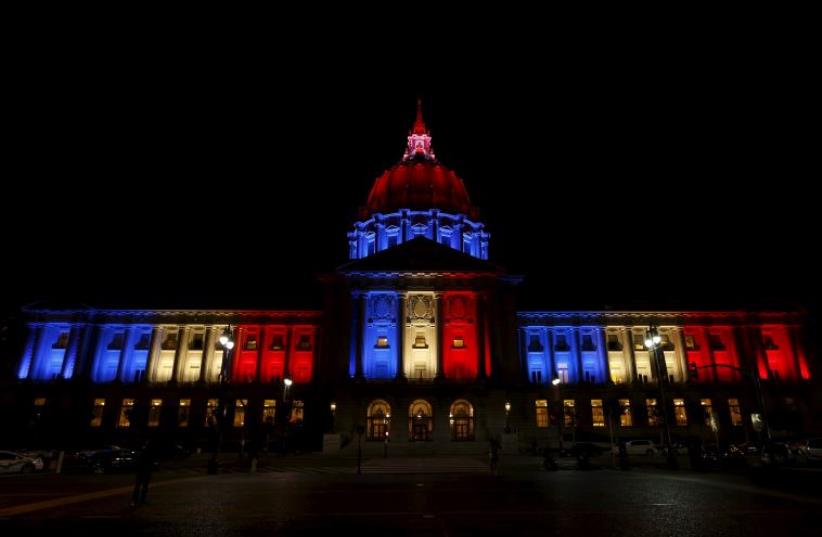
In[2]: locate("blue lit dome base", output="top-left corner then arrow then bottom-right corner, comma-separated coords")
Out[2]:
348,209 -> 489,260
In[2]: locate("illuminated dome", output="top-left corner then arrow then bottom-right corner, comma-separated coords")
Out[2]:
364,160 -> 477,220
349,100 -> 489,261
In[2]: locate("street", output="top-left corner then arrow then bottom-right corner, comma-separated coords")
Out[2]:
1,455 -> 820,536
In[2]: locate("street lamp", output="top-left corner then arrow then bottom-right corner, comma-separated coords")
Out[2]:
504,401 -> 511,433
283,377 -> 293,402
552,375 -> 563,453
330,402 -> 336,433
644,324 -> 677,469
209,324 -> 235,475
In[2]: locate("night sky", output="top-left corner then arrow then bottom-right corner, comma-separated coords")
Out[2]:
4,44 -> 818,339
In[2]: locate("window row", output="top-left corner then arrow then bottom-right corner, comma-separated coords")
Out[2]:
533,397 -> 745,429
88,398 -> 305,428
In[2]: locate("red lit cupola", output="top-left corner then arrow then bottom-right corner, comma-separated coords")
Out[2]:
362,100 -> 478,220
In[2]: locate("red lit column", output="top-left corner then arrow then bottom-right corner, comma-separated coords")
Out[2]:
477,293 -> 487,380
284,326 -> 293,382
256,325 -> 266,383
703,327 -> 717,384
232,326 -> 246,380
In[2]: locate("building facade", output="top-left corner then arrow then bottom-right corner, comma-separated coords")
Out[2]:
4,102 -> 818,454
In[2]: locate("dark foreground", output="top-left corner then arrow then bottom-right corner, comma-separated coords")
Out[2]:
1,456 -> 820,536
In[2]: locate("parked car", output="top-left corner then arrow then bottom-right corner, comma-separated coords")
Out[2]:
661,442 -> 689,456
623,440 -> 658,456
0,451 -> 44,473
761,442 -> 796,465
76,446 -> 139,474
728,442 -> 762,457
795,438 -> 822,462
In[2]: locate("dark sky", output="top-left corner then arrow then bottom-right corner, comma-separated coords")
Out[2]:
3,40 -> 818,330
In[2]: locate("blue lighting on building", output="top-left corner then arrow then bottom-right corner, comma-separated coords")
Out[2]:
520,323 -> 608,385
362,291 -> 399,379
91,325 -> 152,383
23,324 -> 72,381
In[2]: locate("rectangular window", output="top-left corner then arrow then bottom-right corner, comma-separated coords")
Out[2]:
452,336 -> 465,349
270,335 -> 285,350
118,398 -> 135,428
108,332 -> 125,350
162,332 -> 178,350
297,335 -> 312,350
709,334 -> 725,350
205,398 -> 219,426
563,400 -> 576,428
581,334 -> 596,352
673,398 -> 688,426
535,400 -> 549,428
376,336 -> 389,348
234,399 -> 248,427
245,336 -> 258,351
263,399 -> 276,424
557,364 -> 569,384
646,398 -> 659,426
610,365 -> 625,384
619,399 -> 632,427
633,333 -> 646,351
34,397 -> 47,407
527,335 -> 544,352
606,333 -> 622,351
728,398 -> 743,426
148,399 -> 162,427
178,399 -> 191,427
135,333 -> 151,350
90,398 -> 105,427
591,399 -> 605,427
531,370 -> 542,384
291,400 -> 305,423
413,334 -> 428,348
685,335 -> 698,351
701,398 -> 714,427
189,332 -> 205,351
554,334 -> 570,352
53,333 -> 70,349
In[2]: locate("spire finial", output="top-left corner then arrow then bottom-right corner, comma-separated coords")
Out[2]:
412,98 -> 427,135
403,98 -> 435,161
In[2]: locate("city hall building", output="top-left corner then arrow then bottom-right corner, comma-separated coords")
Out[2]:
5,104 -> 818,455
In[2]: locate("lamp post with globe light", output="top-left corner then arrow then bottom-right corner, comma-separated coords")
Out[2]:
644,324 -> 677,469
208,325 -> 235,474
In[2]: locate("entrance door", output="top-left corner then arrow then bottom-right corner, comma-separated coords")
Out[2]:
412,418 -> 430,441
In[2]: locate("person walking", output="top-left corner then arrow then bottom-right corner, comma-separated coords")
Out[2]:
131,440 -> 154,506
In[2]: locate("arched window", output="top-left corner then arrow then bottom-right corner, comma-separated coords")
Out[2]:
449,400 -> 474,441
408,399 -> 433,442
367,400 -> 391,441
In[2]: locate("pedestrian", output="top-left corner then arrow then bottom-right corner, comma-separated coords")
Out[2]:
489,437 -> 500,476
131,440 -> 154,506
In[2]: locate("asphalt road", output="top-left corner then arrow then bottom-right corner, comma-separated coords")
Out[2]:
1,456 -> 820,536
